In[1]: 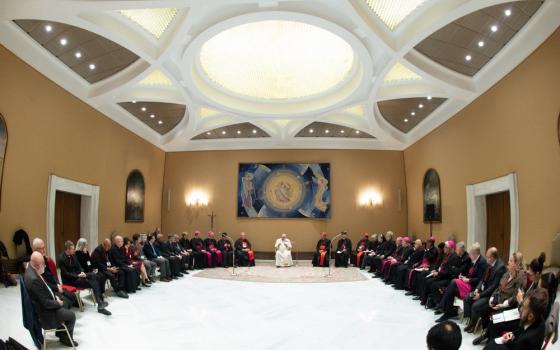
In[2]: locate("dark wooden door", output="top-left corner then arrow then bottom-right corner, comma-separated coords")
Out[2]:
54,191 -> 81,257
486,191 -> 511,262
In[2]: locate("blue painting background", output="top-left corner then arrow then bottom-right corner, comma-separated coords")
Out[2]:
237,163 -> 331,219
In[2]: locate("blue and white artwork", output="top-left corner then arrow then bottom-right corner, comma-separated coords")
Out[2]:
237,163 -> 331,219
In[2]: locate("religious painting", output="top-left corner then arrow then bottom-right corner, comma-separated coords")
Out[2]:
423,168 -> 441,222
237,163 -> 331,218
0,114 -> 6,211
125,169 -> 145,222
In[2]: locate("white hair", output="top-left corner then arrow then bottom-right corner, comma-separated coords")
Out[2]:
76,238 -> 88,251
32,238 -> 44,250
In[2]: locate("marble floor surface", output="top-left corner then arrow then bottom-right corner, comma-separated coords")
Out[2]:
1,266 -> 558,350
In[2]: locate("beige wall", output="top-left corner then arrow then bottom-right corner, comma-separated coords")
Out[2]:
0,45 -> 165,257
404,29 -> 560,260
162,150 -> 408,251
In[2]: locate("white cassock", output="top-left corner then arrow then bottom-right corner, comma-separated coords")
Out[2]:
275,238 -> 293,267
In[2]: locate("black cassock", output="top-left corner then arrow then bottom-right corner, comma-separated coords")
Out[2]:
234,239 -> 255,267
204,238 -> 220,267
335,238 -> 352,267
108,245 -> 139,293
218,239 -> 234,267
312,239 -> 331,267
190,237 -> 207,269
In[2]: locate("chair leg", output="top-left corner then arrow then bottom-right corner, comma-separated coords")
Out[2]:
75,291 -> 84,312
62,324 -> 75,349
474,318 -> 482,334
89,288 -> 97,306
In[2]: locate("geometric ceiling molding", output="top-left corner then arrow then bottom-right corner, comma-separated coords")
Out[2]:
192,123 -> 270,140
14,19 -> 140,84
377,97 -> 446,133
384,62 -> 422,83
363,0 -> 428,30
199,107 -> 222,118
341,104 -> 367,117
415,1 -> 544,76
137,69 -> 173,87
295,122 -> 374,139
118,101 -> 186,135
118,8 -> 179,39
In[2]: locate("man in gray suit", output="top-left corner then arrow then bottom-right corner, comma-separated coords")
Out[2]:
25,252 -> 77,347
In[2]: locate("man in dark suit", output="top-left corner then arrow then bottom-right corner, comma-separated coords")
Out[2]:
483,288 -> 548,350
369,231 -> 396,273
335,231 -> 352,268
92,239 -> 129,297
109,235 -> 140,293
31,238 -> 77,310
25,252 -> 78,347
464,247 -> 507,333
436,242 -> 487,322
154,234 -> 183,277
58,240 -> 112,315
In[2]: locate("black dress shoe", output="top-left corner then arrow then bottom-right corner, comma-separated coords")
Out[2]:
435,314 -> 450,323
472,332 -> 488,345
464,324 -> 475,333
434,309 -> 444,315
116,291 -> 129,299
412,296 -> 421,300
405,291 -> 415,296
98,308 -> 112,316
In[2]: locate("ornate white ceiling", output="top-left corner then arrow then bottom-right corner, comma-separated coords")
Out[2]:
0,0 -> 558,151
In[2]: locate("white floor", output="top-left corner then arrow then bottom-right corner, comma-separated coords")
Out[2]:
1,267 -> 558,350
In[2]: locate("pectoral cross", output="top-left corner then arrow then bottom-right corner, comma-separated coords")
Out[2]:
208,211 -> 217,230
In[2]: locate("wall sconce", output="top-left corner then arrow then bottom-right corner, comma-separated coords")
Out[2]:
185,190 -> 209,207
359,190 -> 382,208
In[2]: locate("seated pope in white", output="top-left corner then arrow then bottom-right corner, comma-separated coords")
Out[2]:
275,234 -> 293,267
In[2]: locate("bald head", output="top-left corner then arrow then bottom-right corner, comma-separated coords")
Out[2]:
486,247 -> 499,264
102,239 -> 111,251
30,251 -> 46,274
240,232 -> 246,239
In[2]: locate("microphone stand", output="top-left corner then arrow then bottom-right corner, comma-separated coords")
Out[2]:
328,234 -> 342,277
223,235 -> 236,276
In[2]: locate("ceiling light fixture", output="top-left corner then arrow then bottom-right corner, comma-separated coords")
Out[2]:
309,129 -> 314,133
60,38 -> 67,46
252,129 -> 257,134
158,120 -> 163,125
478,41 -> 485,47
222,130 -> 226,135
427,96 -> 432,100
119,8 -> 179,39
491,25 -> 498,32
237,130 -> 241,134
88,63 -> 95,70
45,25 -> 52,32
75,51 -> 82,58
340,130 -> 345,134
411,111 -> 416,116
364,0 -> 427,31
132,100 -> 136,104
419,104 -> 424,108
206,132 -> 211,135
355,130 -> 360,134
505,9 -> 512,16
325,129 -> 330,134
150,114 -> 155,119
141,107 -> 147,112
465,55 -> 472,61
199,20 -> 354,100
404,118 -> 409,123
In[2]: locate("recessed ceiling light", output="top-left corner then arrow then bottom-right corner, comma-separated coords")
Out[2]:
478,41 -> 485,47
75,51 -> 82,58
465,55 -> 472,61
252,129 -> 257,134
45,25 -> 52,32
411,111 -> 416,116
60,38 -> 68,46
418,104 -> 424,108
158,120 -> 163,125
119,8 -> 179,39
222,130 -> 226,135
325,129 -> 330,134
132,100 -> 136,104
309,129 -> 314,133
355,130 -> 360,134
504,9 -> 512,16
150,114 -> 155,119
491,25 -> 498,32
340,130 -> 345,134
364,0 -> 427,31
427,96 -> 432,100
404,118 -> 409,123
141,107 -> 147,112
237,130 -> 241,134
206,132 -> 211,135
88,63 -> 96,70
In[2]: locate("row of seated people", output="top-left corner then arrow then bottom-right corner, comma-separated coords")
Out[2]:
361,231 -> 558,350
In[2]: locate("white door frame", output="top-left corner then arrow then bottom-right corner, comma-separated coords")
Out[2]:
46,175 -> 99,261
466,173 -> 519,257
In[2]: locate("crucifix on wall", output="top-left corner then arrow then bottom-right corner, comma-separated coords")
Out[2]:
208,211 -> 217,230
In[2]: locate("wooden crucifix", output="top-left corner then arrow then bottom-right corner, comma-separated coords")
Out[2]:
208,211 -> 217,230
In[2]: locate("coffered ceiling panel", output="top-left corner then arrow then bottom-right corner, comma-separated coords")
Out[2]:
119,102 -> 186,135
415,1 -> 543,76
378,97 -> 447,133
1,0 -> 557,151
14,19 -> 140,84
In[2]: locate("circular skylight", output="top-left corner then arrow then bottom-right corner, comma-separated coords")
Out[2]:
199,20 -> 355,100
